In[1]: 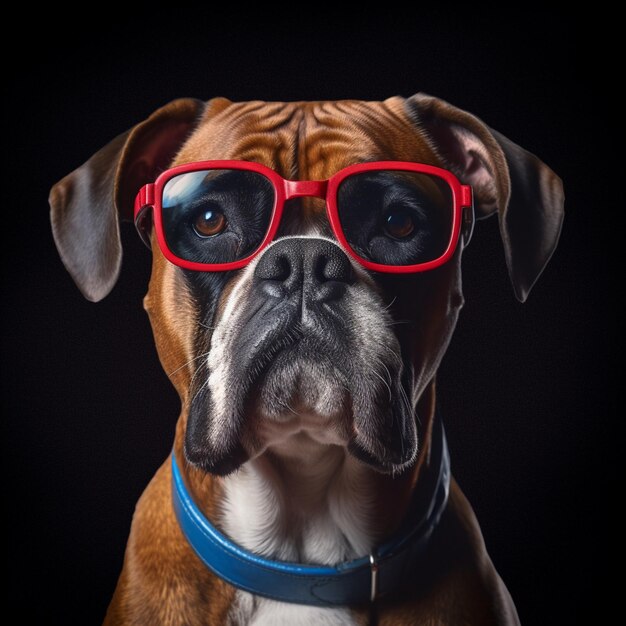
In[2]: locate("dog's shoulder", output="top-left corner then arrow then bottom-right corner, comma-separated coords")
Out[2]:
103,459 -> 235,626
374,479 -> 520,626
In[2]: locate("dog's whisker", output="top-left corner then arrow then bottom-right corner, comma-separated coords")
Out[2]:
198,321 -> 217,331
189,362 -> 210,388
168,352 -> 210,378
382,296 -> 397,311
398,379 -> 416,430
369,366 -> 393,402
386,319 -> 411,327
272,393 -> 301,416
189,376 -> 211,407
174,353 -> 208,371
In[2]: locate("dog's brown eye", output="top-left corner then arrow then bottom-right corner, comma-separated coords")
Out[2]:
384,208 -> 415,239
193,209 -> 226,238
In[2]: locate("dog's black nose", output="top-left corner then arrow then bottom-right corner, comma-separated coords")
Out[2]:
254,238 -> 355,303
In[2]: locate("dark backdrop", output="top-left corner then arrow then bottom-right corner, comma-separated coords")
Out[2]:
4,10 -> 615,626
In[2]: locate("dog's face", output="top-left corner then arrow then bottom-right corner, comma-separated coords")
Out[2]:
164,99 -> 461,475
50,95 -> 564,476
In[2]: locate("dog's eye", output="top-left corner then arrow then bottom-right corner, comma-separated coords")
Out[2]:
193,209 -> 226,238
383,206 -> 415,239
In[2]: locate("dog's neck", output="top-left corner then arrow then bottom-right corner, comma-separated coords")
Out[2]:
220,432 -> 379,564
180,382 -> 436,566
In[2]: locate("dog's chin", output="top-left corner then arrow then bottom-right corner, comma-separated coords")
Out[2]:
185,332 -> 419,477
244,347 -> 420,475
253,349 -> 349,420
242,351 -> 353,453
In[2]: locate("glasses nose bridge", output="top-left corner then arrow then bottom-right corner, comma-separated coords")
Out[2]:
283,179 -> 329,200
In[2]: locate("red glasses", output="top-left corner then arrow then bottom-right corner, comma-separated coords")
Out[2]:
134,161 -> 473,273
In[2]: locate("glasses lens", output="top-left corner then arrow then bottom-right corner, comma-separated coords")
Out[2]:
161,169 -> 275,265
336,169 -> 454,266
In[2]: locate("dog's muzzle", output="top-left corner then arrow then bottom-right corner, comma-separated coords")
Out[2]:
185,236 -> 418,476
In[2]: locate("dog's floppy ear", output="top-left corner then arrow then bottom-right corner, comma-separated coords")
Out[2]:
49,98 -> 209,302
406,93 -> 564,302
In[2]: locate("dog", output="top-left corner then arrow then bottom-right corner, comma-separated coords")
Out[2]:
50,93 -> 563,625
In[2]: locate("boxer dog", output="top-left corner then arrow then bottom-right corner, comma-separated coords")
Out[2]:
50,94 -> 563,625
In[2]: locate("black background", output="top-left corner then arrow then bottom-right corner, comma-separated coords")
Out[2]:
4,10 -> 616,626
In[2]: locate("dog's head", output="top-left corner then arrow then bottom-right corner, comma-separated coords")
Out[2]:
50,95 -> 563,476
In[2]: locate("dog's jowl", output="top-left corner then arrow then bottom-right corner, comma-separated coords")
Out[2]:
50,94 -> 563,625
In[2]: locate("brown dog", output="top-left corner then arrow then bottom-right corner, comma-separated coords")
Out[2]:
50,94 -> 563,625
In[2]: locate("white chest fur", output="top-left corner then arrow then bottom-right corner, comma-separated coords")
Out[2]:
226,593 -> 358,626
220,438 -> 375,625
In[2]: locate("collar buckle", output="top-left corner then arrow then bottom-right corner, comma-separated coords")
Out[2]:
369,553 -> 379,603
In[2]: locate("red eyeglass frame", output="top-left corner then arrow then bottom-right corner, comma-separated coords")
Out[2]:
134,160 -> 474,273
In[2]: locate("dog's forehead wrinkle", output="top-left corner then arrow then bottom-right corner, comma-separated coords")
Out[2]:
179,98 -> 433,175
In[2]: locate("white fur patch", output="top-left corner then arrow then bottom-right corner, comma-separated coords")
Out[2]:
226,594 -> 358,626
222,443 -> 372,625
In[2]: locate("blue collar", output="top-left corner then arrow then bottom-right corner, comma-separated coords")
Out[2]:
171,417 -> 450,607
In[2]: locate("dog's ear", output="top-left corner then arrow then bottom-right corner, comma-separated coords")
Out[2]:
406,93 -> 564,302
49,98 -> 211,302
